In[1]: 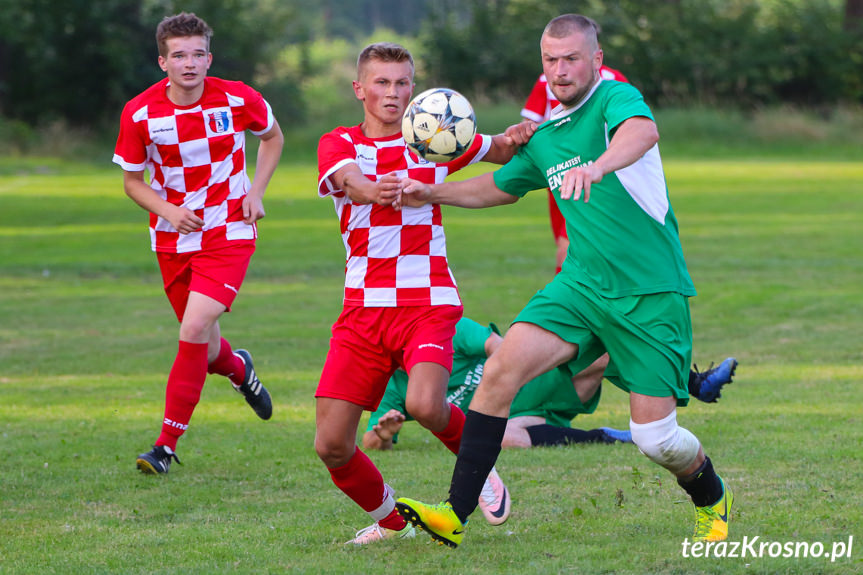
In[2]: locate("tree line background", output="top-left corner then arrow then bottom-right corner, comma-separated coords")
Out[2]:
0,0 -> 861,149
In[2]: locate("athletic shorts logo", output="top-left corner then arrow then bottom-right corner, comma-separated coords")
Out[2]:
223,283 -> 239,294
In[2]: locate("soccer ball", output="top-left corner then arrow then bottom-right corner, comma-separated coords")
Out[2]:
402,88 -> 477,163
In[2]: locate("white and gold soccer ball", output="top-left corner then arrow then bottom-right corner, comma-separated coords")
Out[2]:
402,88 -> 477,163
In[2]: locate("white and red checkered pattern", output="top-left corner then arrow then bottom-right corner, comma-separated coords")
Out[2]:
318,126 -> 492,307
113,77 -> 275,253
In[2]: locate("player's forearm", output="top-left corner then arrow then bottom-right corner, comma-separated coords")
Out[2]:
342,172 -> 380,204
362,430 -> 393,450
248,123 -> 284,199
428,172 -> 518,209
123,176 -> 175,219
594,116 -> 659,176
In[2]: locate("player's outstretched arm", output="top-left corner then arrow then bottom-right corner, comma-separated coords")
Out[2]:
243,119 -> 284,224
122,170 -> 204,234
399,172 -> 518,209
333,164 -> 402,206
560,116 -> 659,202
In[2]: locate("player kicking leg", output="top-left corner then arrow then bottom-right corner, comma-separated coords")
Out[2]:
398,323 -> 571,547
404,361 -> 511,526
398,317 -> 732,546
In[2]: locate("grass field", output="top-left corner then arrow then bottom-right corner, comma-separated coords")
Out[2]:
1,151 -> 861,574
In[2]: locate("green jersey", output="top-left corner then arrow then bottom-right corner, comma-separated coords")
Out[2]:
367,317 -> 598,442
494,80 -> 695,298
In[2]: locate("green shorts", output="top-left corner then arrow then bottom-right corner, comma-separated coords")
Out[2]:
510,367 -> 600,427
514,275 -> 692,406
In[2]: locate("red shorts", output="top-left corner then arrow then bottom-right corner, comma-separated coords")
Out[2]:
316,305 -> 463,410
548,190 -> 568,241
156,241 -> 255,322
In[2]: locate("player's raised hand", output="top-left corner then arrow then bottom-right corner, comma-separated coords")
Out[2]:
242,193 -> 266,224
167,205 -> 204,234
485,120 -> 537,164
560,163 -> 604,202
503,119 -> 538,147
373,409 -> 406,441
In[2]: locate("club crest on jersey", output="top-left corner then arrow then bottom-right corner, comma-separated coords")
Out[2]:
208,110 -> 231,133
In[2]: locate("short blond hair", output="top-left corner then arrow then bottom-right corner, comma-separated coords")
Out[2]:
543,14 -> 599,52
357,42 -> 415,80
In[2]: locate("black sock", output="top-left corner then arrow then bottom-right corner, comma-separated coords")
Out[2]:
677,456 -> 724,507
447,410 -> 507,523
526,424 -> 608,446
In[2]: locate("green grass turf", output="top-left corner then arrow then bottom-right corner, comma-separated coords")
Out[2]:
1,156 -> 861,574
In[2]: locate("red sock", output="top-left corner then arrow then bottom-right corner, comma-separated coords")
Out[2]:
156,341 -> 208,450
432,403 -> 466,454
207,337 -> 245,386
377,507 -> 405,531
328,449 -> 406,530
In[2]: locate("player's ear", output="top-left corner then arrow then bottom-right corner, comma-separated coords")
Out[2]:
158,55 -> 168,72
352,80 -> 365,101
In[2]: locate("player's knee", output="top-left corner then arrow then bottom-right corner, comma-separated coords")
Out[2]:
404,398 -> 447,430
178,321 -> 211,343
314,434 -> 353,467
481,355 -> 523,397
629,411 -> 700,474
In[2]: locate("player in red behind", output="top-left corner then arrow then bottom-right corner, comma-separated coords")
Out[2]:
112,12 -> 283,474
315,42 -> 533,544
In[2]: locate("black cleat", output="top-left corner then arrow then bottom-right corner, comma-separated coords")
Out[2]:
233,349 -> 272,420
136,445 -> 181,474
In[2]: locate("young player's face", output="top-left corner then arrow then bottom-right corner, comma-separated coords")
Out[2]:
541,31 -> 602,107
353,59 -> 414,136
158,35 -> 212,94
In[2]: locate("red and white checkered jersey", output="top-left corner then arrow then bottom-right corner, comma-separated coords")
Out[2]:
521,67 -> 629,123
317,125 -> 492,307
113,77 -> 275,253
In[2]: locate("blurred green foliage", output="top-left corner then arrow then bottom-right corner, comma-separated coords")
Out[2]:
420,0 -> 863,107
0,0 -> 860,139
